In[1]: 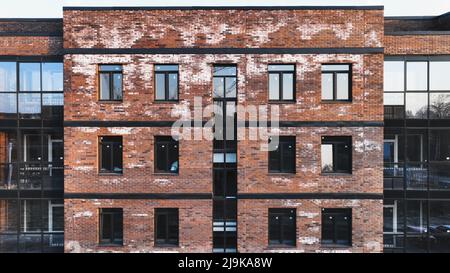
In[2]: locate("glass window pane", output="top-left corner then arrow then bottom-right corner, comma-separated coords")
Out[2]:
430,62 -> 450,91
42,63 -> 63,91
155,73 -> 165,100
19,93 -> 41,114
269,73 -> 280,100
19,63 -> 41,91
406,93 -> 428,119
168,73 -> 178,100
112,142 -> 123,173
282,73 -> 294,100
101,213 -> 112,240
336,73 -> 349,100
155,65 -> 178,71
430,93 -> 450,119
213,66 -> 236,76
0,62 -> 16,92
268,65 -> 294,71
430,130 -> 450,161
225,78 -> 236,98
384,93 -> 404,106
99,73 -> 110,100
384,61 -> 405,91
0,199 -> 18,232
321,73 -> 333,100
101,142 -> 112,172
430,201 -> 450,252
321,144 -> 333,172
99,65 -> 122,72
112,73 -> 122,100
213,78 -> 224,98
51,205 -> 64,232
43,94 -> 63,106
322,64 -> 350,71
407,62 -> 428,91
0,94 -> 17,115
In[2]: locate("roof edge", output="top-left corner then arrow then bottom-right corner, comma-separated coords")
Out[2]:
62,5 -> 384,11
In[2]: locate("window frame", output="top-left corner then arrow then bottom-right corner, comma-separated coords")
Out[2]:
213,64 -> 237,99
268,64 -> 296,102
321,136 -> 352,174
268,136 -> 296,174
154,136 -> 179,174
321,64 -> 352,102
98,136 -> 123,175
321,208 -> 352,247
268,208 -> 297,247
154,208 -> 179,247
98,64 -> 123,102
99,208 -> 123,246
154,64 -> 179,102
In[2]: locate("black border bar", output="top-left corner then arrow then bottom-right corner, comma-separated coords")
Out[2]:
64,120 -> 384,128
64,192 -> 383,200
63,6 -> 384,11
64,47 -> 384,55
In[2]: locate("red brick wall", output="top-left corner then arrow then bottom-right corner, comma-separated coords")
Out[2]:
63,8 -> 384,253
385,34 -> 450,55
238,199 -> 383,253
64,199 -> 212,253
63,9 -> 383,49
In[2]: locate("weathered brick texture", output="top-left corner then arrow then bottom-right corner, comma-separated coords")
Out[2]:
63,7 -> 384,253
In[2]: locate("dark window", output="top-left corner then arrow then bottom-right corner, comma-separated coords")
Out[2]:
268,208 -> 296,247
99,65 -> 123,101
155,65 -> 179,101
99,208 -> 123,245
155,136 -> 179,174
99,136 -> 123,174
268,64 -> 295,101
155,208 -> 179,246
322,208 -> 352,246
268,136 -> 296,173
321,136 -> 352,174
321,64 -> 352,102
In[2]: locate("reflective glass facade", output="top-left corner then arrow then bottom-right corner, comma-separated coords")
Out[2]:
0,58 -> 64,252
384,57 -> 450,252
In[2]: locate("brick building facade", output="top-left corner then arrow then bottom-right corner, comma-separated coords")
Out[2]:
0,5 -> 449,253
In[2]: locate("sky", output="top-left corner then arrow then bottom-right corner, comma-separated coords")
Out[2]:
0,0 -> 450,18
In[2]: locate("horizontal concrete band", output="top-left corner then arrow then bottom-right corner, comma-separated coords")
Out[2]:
64,47 -> 384,55
63,6 -> 384,11
64,193 -> 383,200
64,120 -> 384,128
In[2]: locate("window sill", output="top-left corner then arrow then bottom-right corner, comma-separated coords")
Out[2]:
268,172 -> 296,176
154,172 -> 179,176
154,244 -> 180,248
98,243 -> 123,247
98,100 -> 123,104
267,245 -> 297,249
98,172 -> 123,176
154,100 -> 179,104
320,244 -> 352,249
320,172 -> 352,176
321,100 -> 352,104
268,100 -> 297,104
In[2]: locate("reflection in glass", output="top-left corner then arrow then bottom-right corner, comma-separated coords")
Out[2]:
269,73 -> 279,100
42,63 -> 63,91
407,62 -> 428,91
430,130 -> 450,161
406,93 -> 428,118
0,62 -> 17,91
384,93 -> 404,106
0,94 -> 17,115
321,73 -> 333,100
430,62 -> 450,91
384,61 -> 404,91
430,93 -> 450,119
19,63 -> 41,91
19,93 -> 41,114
